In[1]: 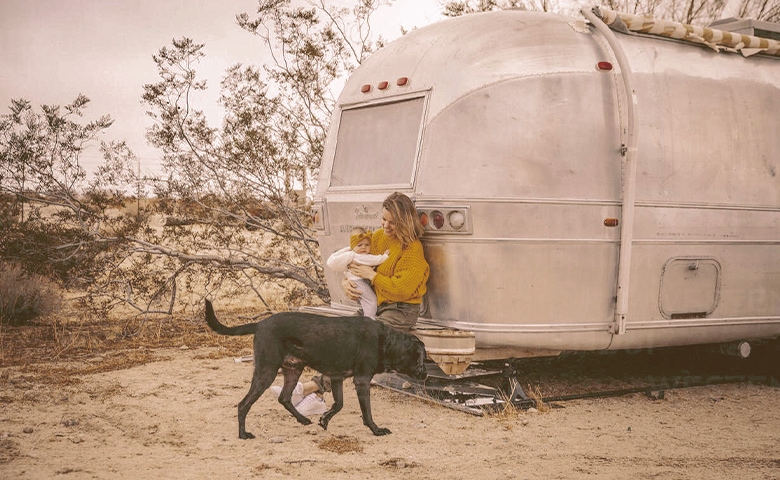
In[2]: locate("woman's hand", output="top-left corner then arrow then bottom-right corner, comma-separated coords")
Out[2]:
341,277 -> 361,301
349,263 -> 377,282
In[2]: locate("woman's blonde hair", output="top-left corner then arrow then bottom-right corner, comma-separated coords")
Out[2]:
383,192 -> 424,249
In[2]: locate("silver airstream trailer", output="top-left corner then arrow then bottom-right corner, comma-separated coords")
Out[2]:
308,8 -> 780,374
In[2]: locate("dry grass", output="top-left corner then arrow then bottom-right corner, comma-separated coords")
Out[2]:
317,435 -> 364,453
379,457 -> 421,469
526,384 -> 551,413
0,304 -> 252,386
484,378 -> 549,426
488,389 -> 520,420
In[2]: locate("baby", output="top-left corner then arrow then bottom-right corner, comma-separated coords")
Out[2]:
326,227 -> 388,319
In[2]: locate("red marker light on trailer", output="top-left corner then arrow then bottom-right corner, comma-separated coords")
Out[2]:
378,81 -> 389,90
397,77 -> 409,86
597,61 -> 613,71
432,211 -> 445,229
419,212 -> 429,227
361,84 -> 371,93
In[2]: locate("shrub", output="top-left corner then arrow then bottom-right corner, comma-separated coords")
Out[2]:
0,263 -> 62,326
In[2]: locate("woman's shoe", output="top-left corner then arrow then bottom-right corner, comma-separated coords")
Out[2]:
269,382 -> 305,405
295,393 -> 327,416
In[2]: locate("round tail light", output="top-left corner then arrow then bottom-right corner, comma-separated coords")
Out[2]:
448,211 -> 466,230
431,211 -> 445,229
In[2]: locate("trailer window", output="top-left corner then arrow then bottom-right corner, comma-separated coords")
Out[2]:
330,96 -> 424,187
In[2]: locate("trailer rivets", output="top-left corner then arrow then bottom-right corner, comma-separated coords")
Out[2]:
597,61 -> 613,71
378,81 -> 389,90
397,77 -> 409,86
604,218 -> 619,227
361,84 -> 371,93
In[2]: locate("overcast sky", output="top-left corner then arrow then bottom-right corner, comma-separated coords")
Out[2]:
0,0 -> 445,177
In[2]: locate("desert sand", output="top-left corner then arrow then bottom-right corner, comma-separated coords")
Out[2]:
2,343 -> 779,480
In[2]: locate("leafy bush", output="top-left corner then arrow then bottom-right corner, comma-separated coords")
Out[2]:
0,263 -> 61,326
0,209 -> 99,288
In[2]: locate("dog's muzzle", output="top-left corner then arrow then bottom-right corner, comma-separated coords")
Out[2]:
413,368 -> 428,381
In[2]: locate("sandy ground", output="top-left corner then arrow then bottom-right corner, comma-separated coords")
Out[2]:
1,346 -> 779,480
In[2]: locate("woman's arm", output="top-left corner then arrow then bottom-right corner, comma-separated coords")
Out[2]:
352,241 -> 429,303
349,263 -> 378,282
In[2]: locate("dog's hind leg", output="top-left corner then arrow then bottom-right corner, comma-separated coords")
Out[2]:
278,357 -> 312,426
318,377 -> 344,431
354,375 -> 391,436
237,364 -> 277,440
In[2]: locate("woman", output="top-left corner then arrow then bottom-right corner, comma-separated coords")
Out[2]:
344,191 -> 429,331
271,192 -> 430,415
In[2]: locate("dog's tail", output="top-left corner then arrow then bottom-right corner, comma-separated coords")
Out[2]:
205,300 -> 259,336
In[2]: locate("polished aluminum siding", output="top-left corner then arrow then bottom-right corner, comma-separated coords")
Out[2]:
314,10 -> 780,356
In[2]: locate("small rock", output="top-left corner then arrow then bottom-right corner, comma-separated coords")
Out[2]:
180,345 -> 189,350
401,381 -> 412,389
521,419 -> 530,426
23,427 -> 34,434
527,407 -> 538,414
61,419 -> 79,427
268,436 -> 285,444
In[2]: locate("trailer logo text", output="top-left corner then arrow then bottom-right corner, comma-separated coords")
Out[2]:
354,204 -> 379,221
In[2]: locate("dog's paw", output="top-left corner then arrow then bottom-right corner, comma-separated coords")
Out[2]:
239,431 -> 256,440
318,417 -> 330,430
372,427 -> 391,436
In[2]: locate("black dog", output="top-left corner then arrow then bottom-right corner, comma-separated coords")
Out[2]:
204,300 -> 428,439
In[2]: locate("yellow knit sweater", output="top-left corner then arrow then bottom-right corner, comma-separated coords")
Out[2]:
370,228 -> 429,306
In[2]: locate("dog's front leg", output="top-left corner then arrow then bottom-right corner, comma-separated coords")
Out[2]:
318,378 -> 344,431
354,376 -> 391,436
237,366 -> 277,439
